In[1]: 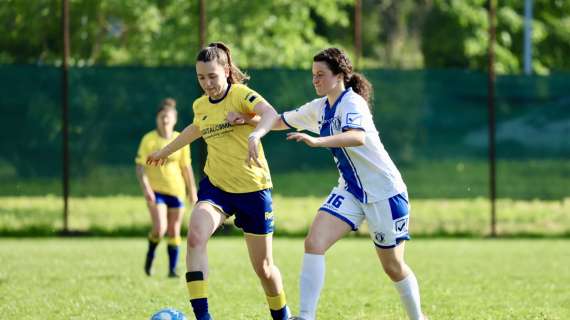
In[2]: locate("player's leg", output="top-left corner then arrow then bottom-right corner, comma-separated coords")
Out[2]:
367,193 -> 425,320
376,244 -> 425,320
297,211 -> 352,320
145,195 -> 167,276
244,233 -> 290,320
185,201 -> 226,320
166,201 -> 184,277
235,188 -> 289,320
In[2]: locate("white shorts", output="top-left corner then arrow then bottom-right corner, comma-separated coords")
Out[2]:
319,187 -> 411,248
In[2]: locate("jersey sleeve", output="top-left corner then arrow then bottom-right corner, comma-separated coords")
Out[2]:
281,99 -> 321,134
339,96 -> 368,132
191,100 -> 202,128
135,135 -> 149,165
236,85 -> 268,114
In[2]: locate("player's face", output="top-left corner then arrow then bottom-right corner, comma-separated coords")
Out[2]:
156,109 -> 177,131
196,61 -> 230,99
312,61 -> 342,97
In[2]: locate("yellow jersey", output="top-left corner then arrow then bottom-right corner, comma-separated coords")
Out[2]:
192,83 -> 272,193
135,130 -> 191,198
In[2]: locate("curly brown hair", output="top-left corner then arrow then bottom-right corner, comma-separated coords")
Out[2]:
313,48 -> 373,107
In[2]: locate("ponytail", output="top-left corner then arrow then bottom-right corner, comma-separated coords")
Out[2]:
196,42 -> 249,84
346,73 -> 373,106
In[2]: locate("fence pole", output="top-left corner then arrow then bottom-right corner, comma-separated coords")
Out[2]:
487,0 -> 497,237
354,0 -> 362,70
61,0 -> 70,233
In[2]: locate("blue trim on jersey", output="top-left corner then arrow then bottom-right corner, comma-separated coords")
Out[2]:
319,207 -> 357,231
154,192 -> 184,208
318,89 -> 366,203
341,125 -> 365,132
374,235 -> 411,249
208,84 -> 232,104
280,113 -> 295,129
388,192 -> 409,220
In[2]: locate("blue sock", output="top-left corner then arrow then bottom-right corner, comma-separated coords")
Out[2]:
167,244 -> 179,272
186,271 -> 211,320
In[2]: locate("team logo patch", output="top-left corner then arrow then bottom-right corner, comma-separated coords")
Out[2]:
394,217 -> 408,234
264,212 -> 273,220
374,232 -> 386,243
346,113 -> 362,126
202,115 -> 208,120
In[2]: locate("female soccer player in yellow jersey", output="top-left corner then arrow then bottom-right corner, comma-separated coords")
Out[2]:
146,42 -> 290,320
135,98 -> 198,278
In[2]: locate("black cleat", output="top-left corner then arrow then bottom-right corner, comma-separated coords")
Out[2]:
168,270 -> 179,278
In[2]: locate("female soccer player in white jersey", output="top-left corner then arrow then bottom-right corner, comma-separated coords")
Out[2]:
135,98 -> 198,278
230,47 -> 427,320
146,42 -> 290,320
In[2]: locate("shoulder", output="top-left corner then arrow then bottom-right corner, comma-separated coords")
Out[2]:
142,130 -> 156,140
193,95 -> 209,110
300,97 -> 326,111
342,89 -> 369,111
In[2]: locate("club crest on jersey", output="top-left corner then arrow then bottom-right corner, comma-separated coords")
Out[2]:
346,113 -> 362,126
374,232 -> 386,243
264,212 -> 273,220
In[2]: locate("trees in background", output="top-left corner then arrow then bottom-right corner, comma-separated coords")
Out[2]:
0,0 -> 568,73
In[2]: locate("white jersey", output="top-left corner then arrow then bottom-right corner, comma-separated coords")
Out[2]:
282,88 -> 407,203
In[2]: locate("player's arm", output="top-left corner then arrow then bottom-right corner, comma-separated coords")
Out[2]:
287,128 -> 365,148
227,112 -> 290,131
246,102 -> 279,167
147,124 -> 202,165
181,165 -> 198,205
135,164 -> 155,204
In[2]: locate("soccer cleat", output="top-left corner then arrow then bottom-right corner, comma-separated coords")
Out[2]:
168,270 -> 180,278
288,317 -> 307,320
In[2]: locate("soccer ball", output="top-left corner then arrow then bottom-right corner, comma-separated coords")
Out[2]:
150,308 -> 187,320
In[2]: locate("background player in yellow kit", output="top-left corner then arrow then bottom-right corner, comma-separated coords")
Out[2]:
147,42 -> 290,320
135,98 -> 198,278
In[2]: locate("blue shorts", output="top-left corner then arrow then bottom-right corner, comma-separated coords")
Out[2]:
197,178 -> 274,235
155,192 -> 184,209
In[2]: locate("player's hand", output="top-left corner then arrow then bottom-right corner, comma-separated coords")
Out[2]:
146,151 -> 168,166
246,133 -> 263,168
227,112 -> 253,125
286,132 -> 322,147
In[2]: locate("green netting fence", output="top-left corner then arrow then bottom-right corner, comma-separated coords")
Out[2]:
1,65 -> 567,199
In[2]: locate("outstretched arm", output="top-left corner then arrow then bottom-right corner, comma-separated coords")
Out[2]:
287,129 -> 365,148
246,102 -> 279,167
227,112 -> 290,131
147,124 -> 202,165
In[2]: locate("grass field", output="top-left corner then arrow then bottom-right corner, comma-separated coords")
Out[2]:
0,238 -> 568,319
2,160 -> 569,199
0,195 -> 568,237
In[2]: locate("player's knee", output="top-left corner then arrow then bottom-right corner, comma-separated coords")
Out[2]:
252,260 -> 273,281
382,259 -> 407,281
186,229 -> 208,249
304,235 -> 327,254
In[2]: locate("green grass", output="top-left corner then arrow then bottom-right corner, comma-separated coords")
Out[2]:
1,159 -> 568,199
0,238 -> 568,319
0,195 -> 568,237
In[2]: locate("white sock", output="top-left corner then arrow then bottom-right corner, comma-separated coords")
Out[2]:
298,253 -> 325,320
394,272 -> 423,320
